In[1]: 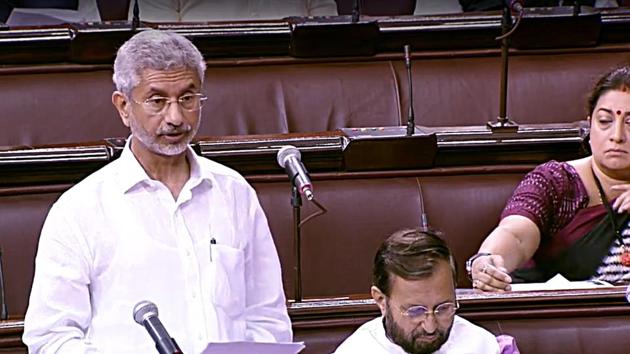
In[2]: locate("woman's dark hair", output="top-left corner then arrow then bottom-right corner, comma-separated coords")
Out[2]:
587,66 -> 630,116
373,228 -> 457,296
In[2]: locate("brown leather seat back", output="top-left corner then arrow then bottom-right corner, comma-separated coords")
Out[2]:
0,192 -> 61,316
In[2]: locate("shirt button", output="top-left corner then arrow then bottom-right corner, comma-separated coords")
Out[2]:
186,250 -> 191,257
198,334 -> 203,341
192,292 -> 197,299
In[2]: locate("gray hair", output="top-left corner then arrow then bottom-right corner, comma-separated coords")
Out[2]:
112,30 -> 206,97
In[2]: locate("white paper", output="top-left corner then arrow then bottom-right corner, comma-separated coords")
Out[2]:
510,273 -> 614,291
201,341 -> 305,354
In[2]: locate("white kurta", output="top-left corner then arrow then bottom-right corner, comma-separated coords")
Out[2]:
23,141 -> 291,354
334,315 -> 500,354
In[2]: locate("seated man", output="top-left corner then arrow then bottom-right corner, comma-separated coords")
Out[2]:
22,29 -> 291,353
334,228 -> 500,354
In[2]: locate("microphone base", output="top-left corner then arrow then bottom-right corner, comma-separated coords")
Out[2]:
487,119 -> 519,133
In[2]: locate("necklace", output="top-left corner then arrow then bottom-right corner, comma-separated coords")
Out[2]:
592,166 -> 630,267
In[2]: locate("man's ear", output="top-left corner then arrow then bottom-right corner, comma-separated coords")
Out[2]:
371,286 -> 387,316
112,91 -> 131,127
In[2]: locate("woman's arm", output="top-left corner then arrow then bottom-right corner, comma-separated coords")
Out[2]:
471,215 -> 541,291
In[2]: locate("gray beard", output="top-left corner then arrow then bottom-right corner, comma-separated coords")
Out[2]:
128,116 -> 199,156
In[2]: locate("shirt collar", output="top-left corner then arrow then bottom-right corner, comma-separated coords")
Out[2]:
115,137 -> 213,194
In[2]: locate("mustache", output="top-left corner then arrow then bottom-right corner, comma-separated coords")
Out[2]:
156,124 -> 192,135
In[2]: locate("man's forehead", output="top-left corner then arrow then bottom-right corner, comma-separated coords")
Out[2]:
139,68 -> 200,82
134,68 -> 201,94
388,266 -> 455,302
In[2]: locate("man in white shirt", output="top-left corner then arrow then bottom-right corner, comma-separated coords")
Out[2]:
22,29 -> 292,353
334,229 -> 500,354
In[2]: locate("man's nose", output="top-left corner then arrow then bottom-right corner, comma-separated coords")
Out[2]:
163,101 -> 184,126
420,314 -> 438,334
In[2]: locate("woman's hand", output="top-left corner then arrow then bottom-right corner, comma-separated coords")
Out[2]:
611,183 -> 630,213
471,254 -> 513,292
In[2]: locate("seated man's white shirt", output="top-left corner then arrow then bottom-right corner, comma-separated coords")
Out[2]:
129,0 -> 338,22
334,315 -> 499,354
23,140 -> 292,354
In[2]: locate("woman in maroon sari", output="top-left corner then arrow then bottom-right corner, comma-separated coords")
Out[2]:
468,66 -> 630,291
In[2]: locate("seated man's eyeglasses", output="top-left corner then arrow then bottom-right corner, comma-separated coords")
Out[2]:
399,301 -> 459,322
131,93 -> 208,115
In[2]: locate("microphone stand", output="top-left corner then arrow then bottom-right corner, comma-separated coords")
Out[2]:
131,0 -> 140,31
404,44 -> 415,137
573,0 -> 581,16
351,0 -> 360,23
289,179 -> 327,303
291,186 -> 303,302
487,5 -> 520,133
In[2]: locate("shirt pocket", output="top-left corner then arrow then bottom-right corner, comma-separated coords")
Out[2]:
210,244 -> 246,318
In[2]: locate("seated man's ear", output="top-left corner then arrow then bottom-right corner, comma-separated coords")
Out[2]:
371,286 -> 387,316
112,91 -> 131,127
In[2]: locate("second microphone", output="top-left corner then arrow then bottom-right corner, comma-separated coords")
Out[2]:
277,145 -> 314,200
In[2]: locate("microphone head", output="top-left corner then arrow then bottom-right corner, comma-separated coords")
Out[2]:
508,0 -> 524,11
277,145 -> 301,168
133,300 -> 158,325
404,45 -> 411,66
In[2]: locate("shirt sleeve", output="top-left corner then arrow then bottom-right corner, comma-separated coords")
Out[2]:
500,161 -> 586,239
241,185 -> 293,342
22,202 -> 100,353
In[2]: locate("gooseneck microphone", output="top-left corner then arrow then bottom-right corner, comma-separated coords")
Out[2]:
133,301 -> 182,354
277,146 -> 314,201
404,44 -> 415,137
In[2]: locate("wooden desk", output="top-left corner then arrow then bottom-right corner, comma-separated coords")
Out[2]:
3,287 -> 629,354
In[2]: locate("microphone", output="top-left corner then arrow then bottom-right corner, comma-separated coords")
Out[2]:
133,301 -> 182,354
277,145 -> 314,201
505,0 -> 524,14
404,44 -> 415,137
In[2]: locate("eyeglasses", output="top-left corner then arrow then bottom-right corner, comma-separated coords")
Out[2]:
131,93 -> 208,115
399,301 -> 459,322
